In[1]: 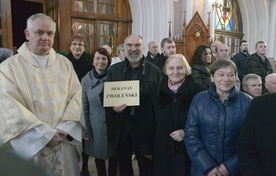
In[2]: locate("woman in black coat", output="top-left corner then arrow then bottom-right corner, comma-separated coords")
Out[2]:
66,34 -> 92,82
140,54 -> 206,176
190,45 -> 212,89
66,34 -> 92,175
237,93 -> 276,175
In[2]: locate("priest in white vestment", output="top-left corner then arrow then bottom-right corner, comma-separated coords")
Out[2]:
0,13 -> 84,176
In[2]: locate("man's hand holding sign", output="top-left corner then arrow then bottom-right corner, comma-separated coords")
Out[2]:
103,80 -> 140,113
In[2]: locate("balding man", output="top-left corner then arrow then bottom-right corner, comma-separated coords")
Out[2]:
145,40 -> 160,65
216,43 -> 230,60
265,73 -> 276,93
0,13 -> 83,175
210,40 -> 222,60
106,34 -> 161,176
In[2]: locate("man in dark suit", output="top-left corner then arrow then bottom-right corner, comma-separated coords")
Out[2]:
237,93 -> 276,175
145,40 -> 160,65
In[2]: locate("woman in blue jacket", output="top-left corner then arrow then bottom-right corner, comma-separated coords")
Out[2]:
184,59 -> 251,176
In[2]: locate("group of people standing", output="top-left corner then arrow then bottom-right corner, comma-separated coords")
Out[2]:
143,39 -> 252,176
0,12 -> 275,176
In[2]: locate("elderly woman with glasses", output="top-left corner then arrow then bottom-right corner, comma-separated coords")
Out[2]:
66,34 -> 92,82
66,34 -> 92,176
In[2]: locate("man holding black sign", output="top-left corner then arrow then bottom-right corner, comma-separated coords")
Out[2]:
106,34 -> 161,176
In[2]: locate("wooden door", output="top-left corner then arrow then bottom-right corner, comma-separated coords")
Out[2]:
57,0 -> 132,54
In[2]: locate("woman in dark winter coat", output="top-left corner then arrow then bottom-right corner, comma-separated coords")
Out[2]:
190,45 -> 212,89
184,59 -> 252,176
66,34 -> 92,175
82,47 -> 118,176
141,54 -> 206,176
67,34 -> 92,82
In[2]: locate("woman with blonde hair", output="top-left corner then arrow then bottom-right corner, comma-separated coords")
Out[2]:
141,54 -> 206,176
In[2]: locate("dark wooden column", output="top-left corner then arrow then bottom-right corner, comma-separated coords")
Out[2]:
57,0 -> 71,53
1,0 -> 13,50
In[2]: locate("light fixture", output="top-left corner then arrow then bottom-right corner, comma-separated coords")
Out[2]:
212,0 -> 230,12
195,31 -> 200,37
168,21 -> 172,38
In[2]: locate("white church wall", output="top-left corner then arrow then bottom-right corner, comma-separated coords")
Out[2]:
128,0 -> 142,35
128,0 -> 274,59
267,0 -> 276,60
128,0 -> 172,55
238,0 -> 271,58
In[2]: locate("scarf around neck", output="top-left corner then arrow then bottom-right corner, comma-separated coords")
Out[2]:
93,69 -> 108,79
167,77 -> 185,93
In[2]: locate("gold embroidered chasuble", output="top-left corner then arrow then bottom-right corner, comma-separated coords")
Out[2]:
0,42 -> 84,176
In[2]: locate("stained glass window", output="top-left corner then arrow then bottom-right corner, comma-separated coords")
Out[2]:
215,0 -> 241,32
214,0 -> 243,53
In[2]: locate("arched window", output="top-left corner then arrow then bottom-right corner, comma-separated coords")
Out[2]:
42,0 -> 132,55
213,0 -> 243,54
71,0 -> 132,55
